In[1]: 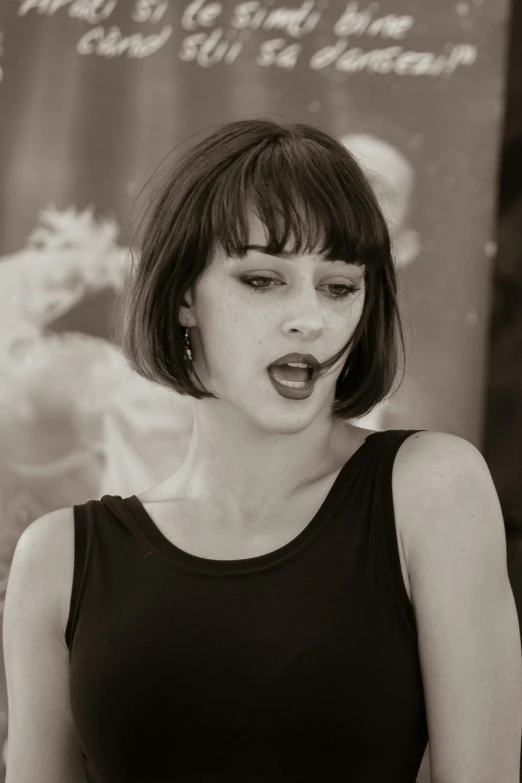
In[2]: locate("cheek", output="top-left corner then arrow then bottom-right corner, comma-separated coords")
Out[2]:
196,293 -> 259,367
349,292 -> 365,326
209,287 -> 270,337
205,298 -> 253,338
334,300 -> 364,336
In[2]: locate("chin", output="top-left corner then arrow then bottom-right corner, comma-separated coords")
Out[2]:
263,417 -> 312,435
212,377 -> 333,432
249,399 -> 326,436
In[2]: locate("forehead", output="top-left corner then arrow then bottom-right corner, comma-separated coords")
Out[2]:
247,209 -> 268,239
247,210 -> 277,243
241,210 -> 328,258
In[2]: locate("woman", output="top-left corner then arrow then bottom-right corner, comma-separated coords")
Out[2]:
4,118 -> 521,783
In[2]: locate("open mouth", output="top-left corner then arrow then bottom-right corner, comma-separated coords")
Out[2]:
266,353 -> 320,399
268,362 -> 314,387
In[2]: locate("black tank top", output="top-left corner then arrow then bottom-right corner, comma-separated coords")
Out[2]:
66,429 -> 428,783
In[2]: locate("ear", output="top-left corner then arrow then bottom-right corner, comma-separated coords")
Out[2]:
178,288 -> 197,328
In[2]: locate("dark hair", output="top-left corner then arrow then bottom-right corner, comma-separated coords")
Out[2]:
114,116 -> 405,420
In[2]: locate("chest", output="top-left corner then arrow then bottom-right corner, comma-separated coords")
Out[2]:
138,479 -> 413,603
139,485 -> 330,561
71,553 -> 425,782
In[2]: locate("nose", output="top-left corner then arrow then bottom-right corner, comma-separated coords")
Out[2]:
281,287 -> 325,340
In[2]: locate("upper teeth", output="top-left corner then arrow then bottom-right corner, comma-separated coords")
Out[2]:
287,362 -> 309,369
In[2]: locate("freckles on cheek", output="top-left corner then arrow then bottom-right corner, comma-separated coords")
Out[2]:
204,297 -> 245,342
333,309 -> 361,352
222,288 -> 261,329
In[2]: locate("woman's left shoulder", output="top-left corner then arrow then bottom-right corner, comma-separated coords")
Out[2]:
396,428 -> 489,475
392,429 -> 503,561
393,431 -> 522,783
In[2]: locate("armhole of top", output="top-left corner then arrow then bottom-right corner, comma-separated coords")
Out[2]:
380,429 -> 426,638
64,501 -> 93,654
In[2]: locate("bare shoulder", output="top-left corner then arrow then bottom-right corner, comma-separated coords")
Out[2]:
391,430 -> 502,569
395,429 -> 485,472
9,506 -> 76,642
390,432 -> 521,782
4,508 -> 88,781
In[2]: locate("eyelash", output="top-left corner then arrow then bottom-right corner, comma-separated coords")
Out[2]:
238,276 -> 361,300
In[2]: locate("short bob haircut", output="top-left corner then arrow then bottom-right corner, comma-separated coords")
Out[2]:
114,116 -> 405,420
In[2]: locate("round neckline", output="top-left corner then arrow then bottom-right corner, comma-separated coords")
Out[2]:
123,431 -> 383,575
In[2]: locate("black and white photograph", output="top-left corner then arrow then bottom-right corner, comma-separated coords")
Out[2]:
0,0 -> 521,781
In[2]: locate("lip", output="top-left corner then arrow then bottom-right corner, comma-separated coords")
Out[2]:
267,372 -> 316,401
266,352 -> 320,401
267,352 -> 320,377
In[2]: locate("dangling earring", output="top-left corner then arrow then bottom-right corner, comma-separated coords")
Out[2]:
184,327 -> 193,362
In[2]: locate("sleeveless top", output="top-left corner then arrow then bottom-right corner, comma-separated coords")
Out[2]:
66,429 -> 429,783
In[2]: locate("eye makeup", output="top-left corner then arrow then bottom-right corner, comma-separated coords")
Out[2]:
237,274 -> 362,300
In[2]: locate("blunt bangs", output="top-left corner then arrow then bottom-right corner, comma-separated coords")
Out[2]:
207,129 -> 391,269
115,117 -> 405,419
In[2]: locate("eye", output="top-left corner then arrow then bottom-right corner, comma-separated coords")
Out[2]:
237,276 -> 362,300
321,283 -> 361,300
238,276 -> 282,292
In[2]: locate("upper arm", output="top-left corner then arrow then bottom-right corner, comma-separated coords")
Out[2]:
3,508 -> 86,783
394,431 -> 522,783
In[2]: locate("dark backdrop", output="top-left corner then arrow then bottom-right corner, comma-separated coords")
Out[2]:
484,0 -> 522,699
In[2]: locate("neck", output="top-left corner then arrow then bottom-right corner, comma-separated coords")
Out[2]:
169,397 -> 350,513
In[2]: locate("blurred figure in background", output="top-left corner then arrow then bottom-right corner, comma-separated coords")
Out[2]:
340,133 -> 420,432
0,206 -> 194,613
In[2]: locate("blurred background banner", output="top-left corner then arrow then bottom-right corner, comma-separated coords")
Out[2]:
0,0 -> 514,779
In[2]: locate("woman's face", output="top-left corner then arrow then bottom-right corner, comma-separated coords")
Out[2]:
181,212 -> 366,433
